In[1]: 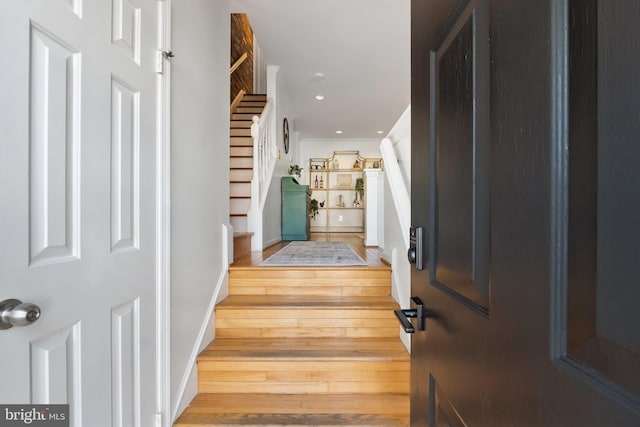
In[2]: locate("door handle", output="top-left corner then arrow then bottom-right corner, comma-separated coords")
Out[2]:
394,296 -> 430,334
0,299 -> 41,330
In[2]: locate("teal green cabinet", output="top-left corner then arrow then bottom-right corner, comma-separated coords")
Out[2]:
282,177 -> 310,240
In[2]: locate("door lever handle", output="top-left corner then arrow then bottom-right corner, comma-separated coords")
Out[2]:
394,309 -> 417,333
0,299 -> 41,330
394,297 -> 429,334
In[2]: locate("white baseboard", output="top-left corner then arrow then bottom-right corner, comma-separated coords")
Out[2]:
263,236 -> 282,249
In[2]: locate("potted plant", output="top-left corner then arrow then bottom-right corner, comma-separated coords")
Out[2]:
288,164 -> 303,178
354,177 -> 364,201
309,198 -> 319,219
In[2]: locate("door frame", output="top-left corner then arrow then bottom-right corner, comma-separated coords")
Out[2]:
156,1 -> 172,426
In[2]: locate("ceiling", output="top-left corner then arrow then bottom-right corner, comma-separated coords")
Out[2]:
229,0 -> 411,140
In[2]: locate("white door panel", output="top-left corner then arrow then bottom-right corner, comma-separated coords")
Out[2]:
0,1 -> 159,426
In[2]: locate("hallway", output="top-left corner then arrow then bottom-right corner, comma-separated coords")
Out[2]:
234,233 -> 389,268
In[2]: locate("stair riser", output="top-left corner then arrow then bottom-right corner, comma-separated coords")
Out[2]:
230,169 -> 253,181
230,146 -> 253,156
230,157 -> 253,169
198,360 -> 409,394
230,182 -> 251,198
239,99 -> 267,105
230,120 -> 253,129
198,380 -> 409,394
215,328 -> 399,339
230,216 -> 248,233
180,393 -> 409,415
229,284 -> 391,297
216,308 -> 399,339
230,136 -> 253,146
242,96 -> 267,102
235,106 -> 264,113
232,113 -> 259,121
230,198 -> 251,215
229,270 -> 391,296
231,128 -> 252,137
230,269 -> 390,280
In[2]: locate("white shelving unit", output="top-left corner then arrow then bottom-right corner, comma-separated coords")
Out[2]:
308,151 -> 383,233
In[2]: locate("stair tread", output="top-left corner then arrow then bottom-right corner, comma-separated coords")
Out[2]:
174,393 -> 408,426
233,232 -> 254,237
217,295 -> 399,310
199,338 -> 408,361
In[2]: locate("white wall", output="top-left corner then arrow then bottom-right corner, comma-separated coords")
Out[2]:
382,106 -> 411,351
388,106 -> 411,189
260,65 -> 296,248
170,0 -> 230,419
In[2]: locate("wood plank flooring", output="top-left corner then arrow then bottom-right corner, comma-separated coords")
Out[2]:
174,233 -> 409,426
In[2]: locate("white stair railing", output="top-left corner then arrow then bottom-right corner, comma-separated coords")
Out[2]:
380,137 -> 410,250
247,98 -> 276,250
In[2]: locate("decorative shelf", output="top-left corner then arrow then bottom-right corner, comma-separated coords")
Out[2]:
308,150 -> 383,233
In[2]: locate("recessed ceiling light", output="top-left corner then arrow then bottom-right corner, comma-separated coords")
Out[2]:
312,72 -> 326,81
376,130 -> 385,134
314,95 -> 325,101
335,130 -> 344,134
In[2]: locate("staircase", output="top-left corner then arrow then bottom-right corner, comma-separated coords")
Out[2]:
230,94 -> 268,260
174,263 -> 410,426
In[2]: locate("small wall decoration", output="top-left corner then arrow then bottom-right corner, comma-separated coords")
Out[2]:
283,117 -> 290,153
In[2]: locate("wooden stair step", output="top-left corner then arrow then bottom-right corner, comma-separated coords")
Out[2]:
216,295 -> 399,310
230,120 -> 253,128
229,267 -> 391,296
232,113 -> 259,120
235,106 -> 265,113
174,393 -> 409,426
243,94 -> 267,101
197,338 -> 409,394
215,296 -> 400,339
231,128 -> 252,137
199,337 -> 409,361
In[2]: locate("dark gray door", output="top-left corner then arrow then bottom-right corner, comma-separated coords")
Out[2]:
409,0 -> 640,425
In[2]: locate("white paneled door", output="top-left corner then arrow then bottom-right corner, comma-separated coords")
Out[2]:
0,1 -> 160,426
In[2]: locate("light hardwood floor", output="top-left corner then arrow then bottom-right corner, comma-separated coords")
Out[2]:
233,232 -> 388,268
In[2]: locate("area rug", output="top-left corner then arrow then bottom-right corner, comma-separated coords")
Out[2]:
260,241 -> 367,266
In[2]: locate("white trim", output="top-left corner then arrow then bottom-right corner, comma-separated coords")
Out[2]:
170,225 -> 231,422
155,1 -> 172,426
263,236 -> 282,249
